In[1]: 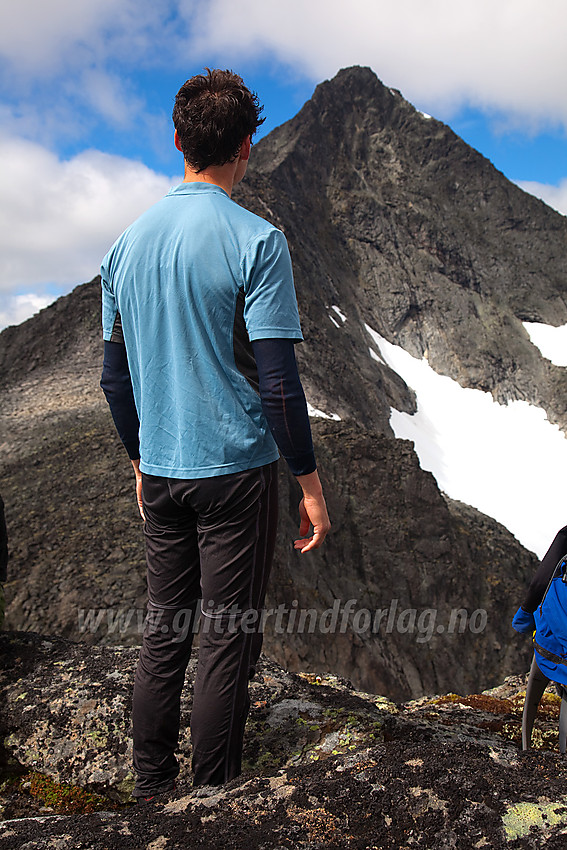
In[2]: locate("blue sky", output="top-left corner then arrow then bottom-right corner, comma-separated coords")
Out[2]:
1,0 -> 566,329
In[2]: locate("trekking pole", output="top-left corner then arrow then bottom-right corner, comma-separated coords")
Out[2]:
522,654 -> 550,749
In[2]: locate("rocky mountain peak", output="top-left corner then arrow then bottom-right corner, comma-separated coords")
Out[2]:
1,66 -> 557,704
239,66 -> 567,429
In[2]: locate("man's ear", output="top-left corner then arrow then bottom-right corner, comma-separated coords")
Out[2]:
240,135 -> 251,161
174,129 -> 183,152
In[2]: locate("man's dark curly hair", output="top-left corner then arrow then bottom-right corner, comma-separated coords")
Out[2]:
172,68 -> 265,172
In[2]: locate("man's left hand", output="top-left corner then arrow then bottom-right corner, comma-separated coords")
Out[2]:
293,470 -> 330,553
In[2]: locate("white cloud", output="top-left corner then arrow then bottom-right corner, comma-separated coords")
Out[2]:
0,0 -> 171,75
185,0 -> 567,130
0,133 -> 180,299
0,0 -> 177,133
0,0 -> 115,70
516,179 -> 567,216
81,69 -> 144,128
1,1 -> 567,132
0,293 -> 54,330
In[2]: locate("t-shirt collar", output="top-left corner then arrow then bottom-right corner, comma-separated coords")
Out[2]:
167,182 -> 230,199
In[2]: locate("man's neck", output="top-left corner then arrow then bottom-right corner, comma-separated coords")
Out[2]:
182,162 -> 238,197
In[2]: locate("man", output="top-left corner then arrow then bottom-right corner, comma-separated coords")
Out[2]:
512,525 -> 567,670
100,69 -> 330,799
512,527 -> 567,749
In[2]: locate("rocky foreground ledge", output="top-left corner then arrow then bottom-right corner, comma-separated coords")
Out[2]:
0,633 -> 566,849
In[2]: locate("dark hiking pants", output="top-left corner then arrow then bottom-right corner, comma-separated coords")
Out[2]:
132,461 -> 278,794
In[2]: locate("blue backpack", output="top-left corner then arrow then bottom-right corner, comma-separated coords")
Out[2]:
533,555 -> 567,686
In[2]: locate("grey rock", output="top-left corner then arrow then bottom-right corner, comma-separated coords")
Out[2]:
1,632 -> 567,849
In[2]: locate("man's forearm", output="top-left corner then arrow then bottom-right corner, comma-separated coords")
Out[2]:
252,337 -> 316,476
100,340 -> 140,459
296,469 -> 323,497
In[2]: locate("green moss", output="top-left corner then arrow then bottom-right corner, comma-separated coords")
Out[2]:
322,708 -> 340,720
113,775 -> 136,803
11,771 -> 123,815
255,751 -> 277,769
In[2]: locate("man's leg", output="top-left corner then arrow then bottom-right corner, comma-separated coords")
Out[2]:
132,474 -> 201,797
190,461 -> 278,786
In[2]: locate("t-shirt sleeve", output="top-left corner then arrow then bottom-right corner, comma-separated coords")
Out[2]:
101,262 -> 125,343
242,229 -> 303,342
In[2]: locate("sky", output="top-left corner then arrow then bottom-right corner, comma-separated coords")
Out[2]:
0,0 -> 566,330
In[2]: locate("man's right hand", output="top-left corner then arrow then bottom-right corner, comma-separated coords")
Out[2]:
293,470 -> 330,553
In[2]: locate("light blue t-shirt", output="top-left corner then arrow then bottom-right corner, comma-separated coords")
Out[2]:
101,182 -> 303,479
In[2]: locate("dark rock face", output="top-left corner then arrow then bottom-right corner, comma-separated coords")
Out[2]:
270,422 -> 535,699
0,281 -> 102,393
3,64 -> 562,700
0,348 -> 535,700
1,632 -> 567,848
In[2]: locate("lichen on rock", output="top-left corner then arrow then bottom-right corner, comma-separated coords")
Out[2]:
2,632 -> 567,847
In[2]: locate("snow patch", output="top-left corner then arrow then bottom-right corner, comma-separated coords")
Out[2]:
365,324 -> 567,558
331,305 -> 347,323
307,402 -> 341,421
523,321 -> 567,367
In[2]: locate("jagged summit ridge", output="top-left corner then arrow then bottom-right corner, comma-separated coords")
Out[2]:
239,65 -> 567,430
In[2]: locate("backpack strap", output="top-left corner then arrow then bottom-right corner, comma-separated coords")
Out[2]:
534,640 -> 567,667
559,685 -> 567,754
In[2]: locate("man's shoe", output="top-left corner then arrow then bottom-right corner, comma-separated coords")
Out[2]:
134,780 -> 176,804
